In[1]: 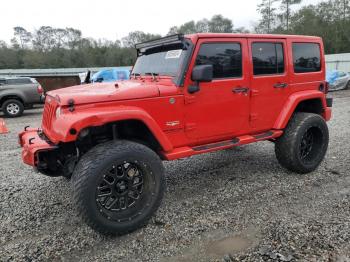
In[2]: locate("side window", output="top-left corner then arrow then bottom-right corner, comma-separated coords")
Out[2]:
195,43 -> 242,79
6,78 -> 31,85
6,79 -> 16,85
292,43 -> 321,73
17,78 -> 32,84
252,42 -> 285,75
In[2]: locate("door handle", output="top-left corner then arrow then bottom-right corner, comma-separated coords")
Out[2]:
273,82 -> 288,88
232,87 -> 249,94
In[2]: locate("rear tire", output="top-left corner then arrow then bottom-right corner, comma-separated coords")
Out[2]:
275,113 -> 329,174
2,99 -> 24,117
72,140 -> 165,235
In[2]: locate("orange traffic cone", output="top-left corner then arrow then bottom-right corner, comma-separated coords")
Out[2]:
0,118 -> 9,134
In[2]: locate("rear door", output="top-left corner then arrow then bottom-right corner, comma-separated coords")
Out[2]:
248,39 -> 290,132
184,38 -> 251,143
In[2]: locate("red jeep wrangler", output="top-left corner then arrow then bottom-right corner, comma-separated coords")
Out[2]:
19,33 -> 332,235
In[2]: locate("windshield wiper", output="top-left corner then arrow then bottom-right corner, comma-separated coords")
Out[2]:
145,72 -> 159,81
130,73 -> 141,79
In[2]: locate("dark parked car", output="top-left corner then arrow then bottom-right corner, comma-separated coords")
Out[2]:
0,77 -> 44,117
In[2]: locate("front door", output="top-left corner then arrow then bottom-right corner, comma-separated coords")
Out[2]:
184,38 -> 251,144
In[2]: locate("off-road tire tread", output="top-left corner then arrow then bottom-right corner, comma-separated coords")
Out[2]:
275,113 -> 329,174
72,140 -> 165,235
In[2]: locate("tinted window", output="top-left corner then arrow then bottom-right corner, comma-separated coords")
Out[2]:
292,43 -> 321,73
6,78 -> 32,85
195,43 -> 242,78
252,43 -> 284,75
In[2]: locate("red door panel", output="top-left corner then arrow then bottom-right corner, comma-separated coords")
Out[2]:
248,39 -> 290,132
183,38 -> 251,144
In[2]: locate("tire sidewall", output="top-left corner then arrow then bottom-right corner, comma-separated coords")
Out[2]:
293,115 -> 329,172
73,141 -> 165,234
2,99 -> 24,117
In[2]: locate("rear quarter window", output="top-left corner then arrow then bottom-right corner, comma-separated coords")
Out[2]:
292,43 -> 321,73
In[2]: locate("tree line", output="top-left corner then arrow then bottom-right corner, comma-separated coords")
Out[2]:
255,0 -> 350,54
0,0 -> 349,69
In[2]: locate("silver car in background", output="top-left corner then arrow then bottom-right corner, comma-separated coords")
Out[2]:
327,70 -> 350,91
0,77 -> 44,117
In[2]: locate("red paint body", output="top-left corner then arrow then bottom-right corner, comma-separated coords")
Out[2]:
19,33 -> 332,169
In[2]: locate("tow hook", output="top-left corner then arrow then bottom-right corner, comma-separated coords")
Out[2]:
29,138 -> 35,145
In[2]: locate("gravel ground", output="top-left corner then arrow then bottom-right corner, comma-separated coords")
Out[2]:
1,91 -> 350,262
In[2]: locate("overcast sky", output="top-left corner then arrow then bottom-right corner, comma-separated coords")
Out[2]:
0,0 -> 321,43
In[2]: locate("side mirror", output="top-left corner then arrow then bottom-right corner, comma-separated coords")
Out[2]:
191,64 -> 213,82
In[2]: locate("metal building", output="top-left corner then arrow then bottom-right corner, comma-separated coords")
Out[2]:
326,53 -> 350,72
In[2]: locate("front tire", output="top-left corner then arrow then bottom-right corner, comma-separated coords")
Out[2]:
72,140 -> 165,235
2,99 -> 24,117
275,113 -> 329,174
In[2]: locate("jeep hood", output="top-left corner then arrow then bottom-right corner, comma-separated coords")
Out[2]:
48,80 -> 163,105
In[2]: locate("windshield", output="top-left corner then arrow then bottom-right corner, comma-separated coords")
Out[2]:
132,49 -> 187,77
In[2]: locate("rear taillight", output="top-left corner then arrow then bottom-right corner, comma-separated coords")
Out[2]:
320,82 -> 329,94
325,82 -> 329,94
37,85 -> 44,94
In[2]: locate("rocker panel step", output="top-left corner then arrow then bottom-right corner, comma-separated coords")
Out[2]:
163,129 -> 283,161
192,138 -> 240,151
252,131 -> 274,140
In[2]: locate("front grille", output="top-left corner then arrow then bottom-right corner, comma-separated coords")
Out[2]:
42,101 -> 56,131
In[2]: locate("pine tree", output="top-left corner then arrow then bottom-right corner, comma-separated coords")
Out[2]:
257,0 -> 278,33
279,0 -> 302,31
